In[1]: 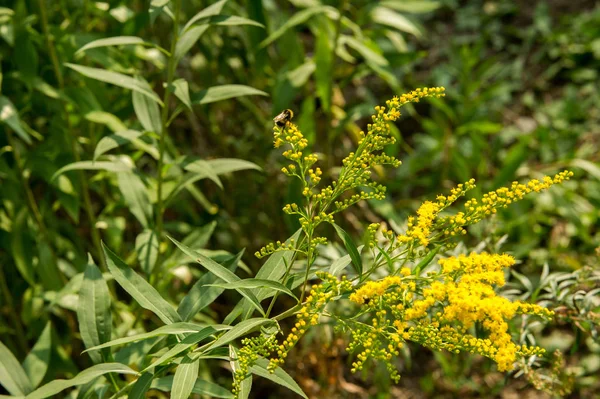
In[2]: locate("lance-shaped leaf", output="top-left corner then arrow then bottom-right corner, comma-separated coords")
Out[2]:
133,79 -> 162,134
207,279 -> 297,300
75,36 -> 145,55
251,358 -> 307,398
94,130 -> 143,161
103,243 -> 181,324
191,85 -> 267,105
22,322 -> 52,388
52,160 -> 132,180
150,376 -> 233,398
171,354 -> 199,399
128,372 -> 154,399
0,341 -> 33,395
117,171 -> 153,227
0,96 -> 31,144
183,0 -> 228,31
201,318 -> 273,353
136,230 -> 159,275
260,6 -> 336,48
332,223 -> 362,277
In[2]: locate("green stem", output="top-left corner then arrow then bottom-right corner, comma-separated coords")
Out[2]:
37,0 -> 105,269
153,0 -> 182,281
299,229 -> 315,303
0,261 -> 28,355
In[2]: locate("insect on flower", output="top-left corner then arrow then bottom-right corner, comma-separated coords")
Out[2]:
273,109 -> 294,127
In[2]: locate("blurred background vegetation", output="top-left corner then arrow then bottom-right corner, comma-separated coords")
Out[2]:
0,0 -> 598,397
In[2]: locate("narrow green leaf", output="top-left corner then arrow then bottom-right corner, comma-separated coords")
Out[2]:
0,341 -> 34,395
169,237 -> 265,316
251,358 -> 307,398
172,79 -> 192,110
76,36 -> 145,55
84,322 -> 211,353
150,376 -> 233,398
190,85 -> 267,105
164,222 -> 217,269
342,36 -> 388,67
414,246 -> 440,276
230,346 -> 251,399
77,255 -> 112,363
11,208 -> 35,286
260,6 -> 335,48
103,243 -> 182,324
136,230 -> 159,274
371,6 -> 422,37
177,251 -> 242,321
65,64 -> 163,105
329,245 -> 364,276
85,110 -> 128,132
332,224 -> 362,277
202,318 -> 273,353
182,159 -> 223,189
201,15 -> 264,27
207,158 -> 262,174
381,0 -> 441,13
314,27 -> 333,113
129,372 -> 154,399
207,279 -> 297,300
183,0 -> 228,31
133,79 -> 162,134
149,0 -> 170,24
52,160 -> 132,180
24,363 -> 137,399
0,96 -> 31,144
174,25 -> 209,62
171,354 -> 199,399
117,171 -> 153,227
22,323 -> 52,389
93,130 -> 143,161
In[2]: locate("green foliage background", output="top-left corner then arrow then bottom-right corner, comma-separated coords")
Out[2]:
0,0 -> 598,398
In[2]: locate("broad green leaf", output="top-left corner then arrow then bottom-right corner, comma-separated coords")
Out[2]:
52,160 -> 132,180
150,376 -> 233,398
329,245 -> 364,276
136,230 -> 159,274
24,363 -> 137,399
85,111 -> 128,132
77,255 -> 112,363
172,79 -> 192,110
371,6 -> 422,37
170,238 -> 265,316
11,208 -> 35,286
0,96 -> 31,144
342,36 -> 388,66
129,372 -> 154,399
177,251 -> 242,321
171,354 -> 199,399
251,358 -> 307,398
65,64 -> 163,105
332,224 -> 362,277
250,357 -> 308,399
22,322 -> 52,388
93,130 -> 143,161
133,80 -> 162,134
0,341 -> 33,395
84,322 -> 211,352
207,158 -> 262,174
260,6 -> 335,48
75,36 -> 145,55
182,159 -> 223,189
207,279 -> 297,300
143,326 -> 224,371
117,171 -> 153,227
190,85 -> 267,105
202,318 -> 274,353
381,0 -> 441,13
103,243 -> 182,324
183,0 -> 228,31
230,346 -> 251,399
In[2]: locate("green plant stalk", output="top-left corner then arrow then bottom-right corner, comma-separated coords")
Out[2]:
37,0 -> 105,269
0,261 -> 28,354
155,0 -> 182,269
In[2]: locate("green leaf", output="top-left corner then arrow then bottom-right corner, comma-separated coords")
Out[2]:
170,237 -> 265,316
380,0 -> 441,13
182,159 -> 223,189
103,243 -> 182,324
149,0 -> 170,24
77,255 -> 112,363
260,6 -> 335,48
117,171 -> 153,227
177,251 -> 242,321
172,79 -> 192,110
314,27 -> 333,113
11,208 -> 35,286
164,222 -> 217,268
93,130 -> 143,161
342,36 -> 388,66
203,15 -> 263,27
202,318 -> 274,353
52,160 -> 132,180
230,346 -> 251,399
150,376 -> 233,398
332,224 -> 362,277
250,358 -> 307,398
174,25 -> 209,62
329,245 -> 364,276
183,0 -> 228,31
207,158 -> 262,174
24,363 -> 137,399
128,372 -> 154,399
0,341 -> 34,395
414,246 -> 440,276
22,322 -> 52,388
0,96 -> 31,144
85,110 -> 128,132
492,138 -> 530,187
190,85 -> 267,105
371,6 -> 422,37
65,64 -> 163,105
171,354 -> 199,399
75,36 -> 145,55
84,322 -> 212,353
207,279 -> 297,300
136,230 -> 159,274
133,79 -> 162,134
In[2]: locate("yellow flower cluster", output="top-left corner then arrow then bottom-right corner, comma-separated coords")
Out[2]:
268,273 -> 352,372
345,252 -> 553,378
232,334 -> 278,398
